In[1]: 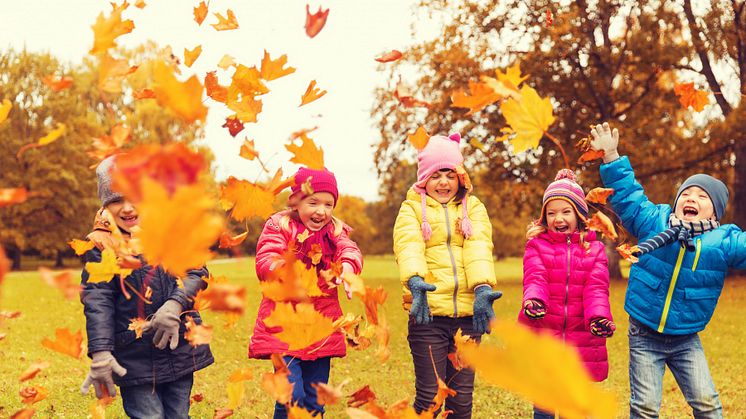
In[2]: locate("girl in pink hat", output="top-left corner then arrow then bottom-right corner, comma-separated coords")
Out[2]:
393,133 -> 501,418
248,167 -> 363,419
519,169 -> 615,419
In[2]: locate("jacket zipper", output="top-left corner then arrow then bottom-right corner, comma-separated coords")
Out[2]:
658,246 -> 686,333
562,235 -> 570,343
692,239 -> 701,272
442,203 -> 459,317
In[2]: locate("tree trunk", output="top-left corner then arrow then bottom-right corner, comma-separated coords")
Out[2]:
54,251 -> 64,268
10,247 -> 21,270
605,239 -> 623,280
732,142 -> 746,229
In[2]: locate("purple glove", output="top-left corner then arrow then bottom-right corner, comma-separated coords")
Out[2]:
590,318 -> 616,338
523,299 -> 546,319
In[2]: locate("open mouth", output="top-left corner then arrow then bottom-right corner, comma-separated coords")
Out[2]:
435,189 -> 452,196
119,214 -> 139,227
554,225 -> 569,233
308,216 -> 326,229
682,206 -> 699,217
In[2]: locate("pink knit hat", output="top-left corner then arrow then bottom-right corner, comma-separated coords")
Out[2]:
413,133 -> 473,240
541,169 -> 589,223
290,167 -> 339,206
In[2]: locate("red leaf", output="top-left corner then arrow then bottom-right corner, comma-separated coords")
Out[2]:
305,4 -> 329,38
205,71 -> 228,103
222,116 -> 245,137
374,50 -> 403,63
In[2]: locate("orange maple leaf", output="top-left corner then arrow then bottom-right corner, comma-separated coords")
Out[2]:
133,89 -> 156,100
374,50 -> 403,63
135,0 -> 146,8
41,328 -> 83,359
299,80 -> 327,107
213,408 -> 234,419
218,54 -> 236,70
0,245 -> 9,285
98,54 -> 137,94
226,92 -> 263,124
19,361 -> 50,382
578,149 -> 605,163
347,385 -> 377,408
42,75 -> 73,92
361,286 -> 387,326
128,317 -> 148,338
427,377 -> 457,414
184,315 -> 213,346
230,65 -> 269,96
586,188 -> 614,205
265,168 -> 296,195
89,2 -> 134,55
0,188 -> 29,207
674,82 -> 709,112
312,380 -> 348,406
239,138 -> 259,161
218,231 -> 249,249
0,98 -> 12,124
20,385 -> 48,405
205,71 -> 228,103
260,50 -> 296,81
89,124 -> 131,162
184,45 -> 203,68
39,267 -> 81,300
153,60 -> 207,123
587,211 -> 618,240
285,134 -> 325,169
451,80 -> 503,115
395,79 -> 431,108
616,243 -> 640,263
10,408 -> 35,419
193,1 -> 208,25
220,177 -> 276,221
193,282 -> 246,315
407,126 -> 430,151
212,9 -> 239,31
264,302 -> 335,350
261,354 -> 293,405
305,5 -> 330,38
262,249 -> 324,301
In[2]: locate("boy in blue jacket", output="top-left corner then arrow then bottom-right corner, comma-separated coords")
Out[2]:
591,123 -> 746,419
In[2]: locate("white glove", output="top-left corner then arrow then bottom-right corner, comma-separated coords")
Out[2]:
590,122 -> 620,163
144,299 -> 183,350
80,351 -> 127,398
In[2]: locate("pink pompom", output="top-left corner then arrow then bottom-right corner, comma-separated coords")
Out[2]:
421,221 -> 432,241
448,132 -> 461,143
555,168 -> 577,182
460,217 -> 473,239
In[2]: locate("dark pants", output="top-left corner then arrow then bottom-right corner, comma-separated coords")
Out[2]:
120,373 -> 194,419
408,316 -> 482,418
533,406 -> 557,419
273,356 -> 331,419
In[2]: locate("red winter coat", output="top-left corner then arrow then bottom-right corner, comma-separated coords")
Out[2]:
248,211 -> 363,360
518,230 -> 612,381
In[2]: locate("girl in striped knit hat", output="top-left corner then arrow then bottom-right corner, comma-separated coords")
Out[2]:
520,169 -> 615,419
393,133 -> 501,418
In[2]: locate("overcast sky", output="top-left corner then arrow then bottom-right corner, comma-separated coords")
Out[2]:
0,0 -> 439,201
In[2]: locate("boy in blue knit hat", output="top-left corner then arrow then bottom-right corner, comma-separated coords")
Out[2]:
591,122 -> 746,419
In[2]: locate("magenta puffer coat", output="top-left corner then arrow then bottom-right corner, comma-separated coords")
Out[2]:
518,230 -> 613,382
249,211 -> 363,361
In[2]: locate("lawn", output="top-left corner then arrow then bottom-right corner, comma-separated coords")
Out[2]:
1,255 -> 745,418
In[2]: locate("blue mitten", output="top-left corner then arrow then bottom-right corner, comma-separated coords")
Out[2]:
473,285 -> 502,334
407,275 -> 437,325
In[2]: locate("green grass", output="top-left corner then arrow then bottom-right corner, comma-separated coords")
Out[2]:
1,256 -> 745,418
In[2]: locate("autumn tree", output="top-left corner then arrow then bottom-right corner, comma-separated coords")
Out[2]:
372,0 -> 744,278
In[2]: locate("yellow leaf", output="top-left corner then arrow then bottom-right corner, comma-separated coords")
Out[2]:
218,54 -> 235,70
128,317 -> 148,339
469,137 -> 486,152
450,80 -> 502,115
68,239 -> 95,256
193,1 -> 208,25
500,85 -> 555,153
299,80 -> 326,106
261,355 -> 293,404
153,60 -> 208,124
219,177 -> 276,221
455,320 -> 617,419
226,88 -> 263,123
98,54 -> 137,93
231,65 -> 268,96
481,75 -> 521,99
285,134 -> 324,169
288,405 -> 316,418
263,302 -> 335,350
184,315 -> 213,346
296,230 -> 310,243
239,139 -> 259,161
227,380 -> 244,410
38,123 -> 66,145
184,45 -> 202,68
89,2 -> 134,55
407,126 -> 429,151
260,50 -> 296,81
0,98 -> 12,123
41,328 -> 83,359
85,248 -> 132,283
212,9 -> 239,31
495,62 -> 529,91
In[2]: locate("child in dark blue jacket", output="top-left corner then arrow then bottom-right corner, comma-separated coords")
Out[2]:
591,122 -> 746,419
80,155 -> 213,418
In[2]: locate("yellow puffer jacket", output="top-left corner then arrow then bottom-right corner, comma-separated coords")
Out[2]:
393,188 -> 496,317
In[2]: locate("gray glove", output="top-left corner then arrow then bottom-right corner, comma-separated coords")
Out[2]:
80,351 -> 127,398
408,275 -> 437,325
144,299 -> 183,350
590,122 -> 620,163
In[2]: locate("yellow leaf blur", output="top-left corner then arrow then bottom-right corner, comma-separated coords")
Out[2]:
263,302 -> 335,351
231,65 -> 268,96
41,328 -> 83,359
219,177 -> 276,221
98,54 -> 137,93
227,380 -> 244,410
407,126 -> 429,151
218,54 -> 236,70
68,239 -> 95,256
85,248 -> 132,283
0,98 -> 11,123
226,88 -> 263,123
89,2 -> 135,55
299,80 -> 326,106
184,45 -> 202,68
494,62 -> 529,91
285,134 -> 324,169
153,60 -> 208,124
450,80 -> 502,115
193,1 -> 208,25
239,139 -> 259,161
260,50 -> 296,81
38,123 -> 66,145
500,85 -> 555,153
212,9 -> 239,31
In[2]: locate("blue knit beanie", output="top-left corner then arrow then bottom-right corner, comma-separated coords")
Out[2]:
674,174 -> 729,220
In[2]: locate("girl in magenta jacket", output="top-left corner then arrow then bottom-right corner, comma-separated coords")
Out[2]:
248,167 -> 363,419
518,169 -> 615,419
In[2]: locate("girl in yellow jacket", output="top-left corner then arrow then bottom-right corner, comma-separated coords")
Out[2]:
393,133 -> 501,418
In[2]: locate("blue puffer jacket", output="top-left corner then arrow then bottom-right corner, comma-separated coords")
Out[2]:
600,156 -> 746,335
81,248 -> 214,387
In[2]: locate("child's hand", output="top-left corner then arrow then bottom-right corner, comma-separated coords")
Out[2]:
80,351 -> 127,398
87,229 -> 116,251
337,262 -> 354,300
590,317 -> 616,338
473,285 -> 502,334
143,299 -> 183,350
407,275 -> 437,325
523,299 -> 546,319
590,122 -> 620,163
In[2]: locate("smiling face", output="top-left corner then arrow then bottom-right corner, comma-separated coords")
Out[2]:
296,192 -> 335,231
544,199 -> 579,234
106,198 -> 139,233
425,169 -> 459,204
674,186 -> 715,222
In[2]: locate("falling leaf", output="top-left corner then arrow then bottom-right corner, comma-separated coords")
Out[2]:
135,0 -> 146,8
239,139 -> 259,161
296,230 -> 310,243
288,405 -> 316,418
226,367 -> 252,409
137,179 -> 224,276
481,75 -> 521,99
205,71 -> 228,103
300,80 -> 327,107
264,302 -> 335,350
217,54 -> 235,70
285,134 -> 325,169
229,368 -> 253,382
89,124 -> 132,161
85,248 -> 132,283
19,361 -> 50,382
222,116 -> 245,137
42,75 -> 73,92
191,393 -> 205,403
374,50 -> 403,63
220,177 -> 276,221
260,50 -> 296,81
193,282 -> 246,315
469,137 -> 486,152
41,328 -> 83,359
308,243 -> 323,265
219,231 -> 249,249
578,149 -> 605,163
10,408 -> 35,419
213,408 -> 234,419
451,80 -> 503,115
427,377 -> 456,414
261,354 -> 293,404
616,243 -> 640,263
226,88 -> 263,123
0,188 -> 29,207
360,286 -> 387,325
587,212 -> 618,240
347,385 -> 377,408
39,267 -> 80,300
153,60 -> 208,123
305,5 -> 330,38
38,123 -> 67,146
1,310 -> 21,319
455,320 -> 617,419
184,316 -> 213,346
98,54 -> 137,93
231,65 -> 269,96
89,2 -> 135,55
545,9 -> 554,27
68,239 -> 95,256
301,177 -> 314,196
406,126 -> 429,151
312,380 -> 348,406
500,85 -> 555,153
193,1 -> 208,25
212,9 -> 239,31
0,245 -> 8,285
266,168 -> 296,195
127,317 -> 148,339
586,188 -> 614,205
395,79 -> 431,108
0,98 -> 12,123
448,352 -> 466,371
261,255 -> 324,302
674,82 -> 709,112
184,45 -> 203,68
494,62 -> 529,91
20,385 -> 49,405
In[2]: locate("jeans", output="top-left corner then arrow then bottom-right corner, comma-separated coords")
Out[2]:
533,406 -> 556,419
273,356 -> 331,419
120,373 -> 194,419
628,316 -> 722,419
407,316 -> 482,419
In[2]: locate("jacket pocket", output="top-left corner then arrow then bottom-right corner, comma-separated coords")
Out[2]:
684,287 -> 721,300
114,330 -> 138,348
634,269 -> 662,290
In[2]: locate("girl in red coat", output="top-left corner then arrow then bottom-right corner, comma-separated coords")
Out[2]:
249,167 -> 363,419
518,169 -> 615,419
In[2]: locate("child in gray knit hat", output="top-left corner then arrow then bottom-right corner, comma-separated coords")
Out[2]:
80,154 -> 214,418
591,122 -> 746,419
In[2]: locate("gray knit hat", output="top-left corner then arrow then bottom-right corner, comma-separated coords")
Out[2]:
96,155 -> 123,207
674,174 -> 729,220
